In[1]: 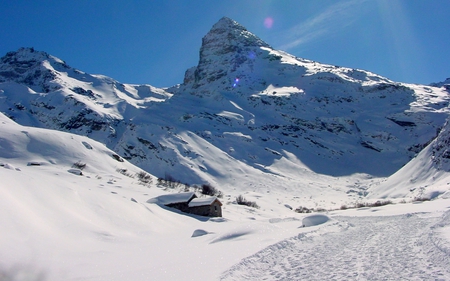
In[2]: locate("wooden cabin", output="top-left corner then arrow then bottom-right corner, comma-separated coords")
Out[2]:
188,197 -> 223,217
155,192 -> 197,213
147,192 -> 222,217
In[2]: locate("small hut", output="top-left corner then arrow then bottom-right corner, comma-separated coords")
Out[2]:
147,192 -> 222,217
150,192 -> 197,213
188,197 -> 222,217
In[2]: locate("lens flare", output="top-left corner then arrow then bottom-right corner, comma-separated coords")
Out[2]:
264,17 -> 274,29
233,78 -> 240,87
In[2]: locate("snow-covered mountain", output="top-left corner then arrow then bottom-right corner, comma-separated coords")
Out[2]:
2,17 -> 450,280
1,17 -> 450,195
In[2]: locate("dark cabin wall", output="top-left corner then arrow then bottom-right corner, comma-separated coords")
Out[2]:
210,201 -> 222,217
188,201 -> 222,217
166,202 -> 190,213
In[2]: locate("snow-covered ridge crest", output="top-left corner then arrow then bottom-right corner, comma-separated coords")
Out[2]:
0,47 -> 172,142
430,77 -> 450,90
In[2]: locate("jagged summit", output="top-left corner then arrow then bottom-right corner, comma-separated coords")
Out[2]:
0,47 -> 73,92
205,17 -> 270,48
209,17 -> 244,33
0,47 -> 68,68
2,47 -> 50,62
185,17 -> 272,88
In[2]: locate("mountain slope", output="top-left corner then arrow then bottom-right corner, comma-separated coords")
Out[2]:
0,47 -> 171,139
0,18 -> 449,194
368,117 -> 450,200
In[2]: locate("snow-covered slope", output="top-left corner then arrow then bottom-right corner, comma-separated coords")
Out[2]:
368,117 -> 450,200
1,17 -> 450,199
0,47 -> 171,138
1,112 -> 450,281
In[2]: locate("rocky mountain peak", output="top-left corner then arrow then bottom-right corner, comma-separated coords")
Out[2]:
209,16 -> 244,33
185,17 -> 271,88
204,17 -> 270,49
0,47 -> 72,92
2,47 -> 48,61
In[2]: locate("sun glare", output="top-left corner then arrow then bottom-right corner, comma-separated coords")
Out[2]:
233,78 -> 240,87
376,0 -> 424,82
264,17 -> 274,29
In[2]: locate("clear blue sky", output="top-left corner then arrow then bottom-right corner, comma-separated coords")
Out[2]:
1,0 -> 449,87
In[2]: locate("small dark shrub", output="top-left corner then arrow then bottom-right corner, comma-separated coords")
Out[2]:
157,173 -> 182,189
72,161 -> 86,170
294,206 -> 312,213
201,184 -> 216,196
116,168 -> 133,177
200,184 -> 223,198
355,202 -> 367,208
112,154 -> 124,162
369,200 -> 392,207
136,171 -> 152,185
355,200 -> 392,208
236,195 -> 259,208
413,197 -> 430,202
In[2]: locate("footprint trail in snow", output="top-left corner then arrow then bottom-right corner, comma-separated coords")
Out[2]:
221,212 -> 450,280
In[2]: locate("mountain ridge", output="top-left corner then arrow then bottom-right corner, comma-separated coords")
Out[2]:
1,18 -> 450,199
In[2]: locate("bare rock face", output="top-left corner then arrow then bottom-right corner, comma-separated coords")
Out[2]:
0,47 -> 67,93
432,119 -> 450,171
188,17 -> 271,88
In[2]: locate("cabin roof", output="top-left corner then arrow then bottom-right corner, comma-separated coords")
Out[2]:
188,197 -> 222,207
147,192 -> 196,205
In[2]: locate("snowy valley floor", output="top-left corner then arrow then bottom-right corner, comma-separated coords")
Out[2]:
222,209 -> 450,280
2,163 -> 450,281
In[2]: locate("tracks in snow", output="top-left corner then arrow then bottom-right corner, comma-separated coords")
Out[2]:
221,212 -> 450,280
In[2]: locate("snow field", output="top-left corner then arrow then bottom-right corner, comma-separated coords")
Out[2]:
222,208 -> 450,280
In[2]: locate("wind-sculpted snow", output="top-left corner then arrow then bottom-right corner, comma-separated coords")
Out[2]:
302,214 -> 329,227
221,212 -> 450,280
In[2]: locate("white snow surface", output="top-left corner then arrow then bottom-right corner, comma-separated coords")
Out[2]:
188,196 -> 220,207
147,192 -> 196,205
302,214 -> 330,227
1,112 -> 450,280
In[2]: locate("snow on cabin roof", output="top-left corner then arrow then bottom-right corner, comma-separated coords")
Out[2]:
188,197 -> 222,207
147,192 -> 196,205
